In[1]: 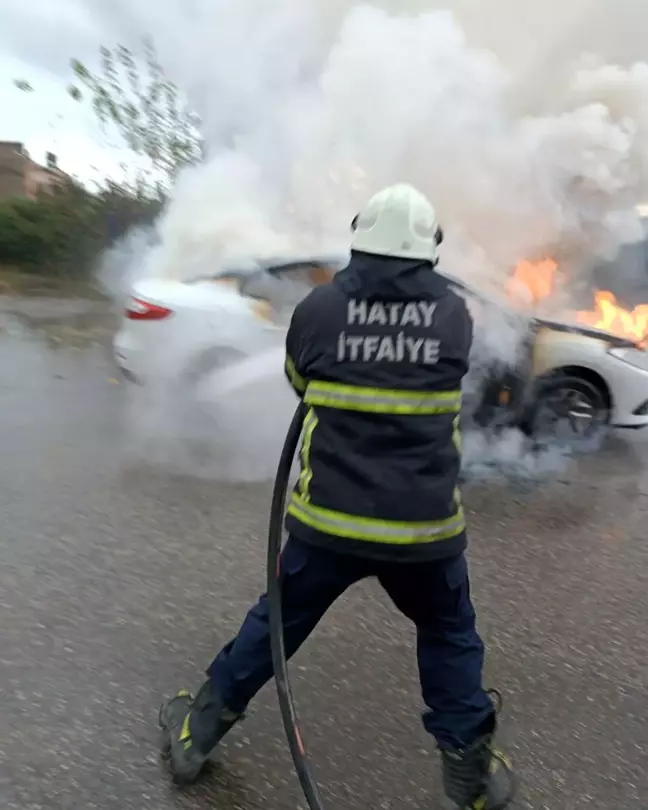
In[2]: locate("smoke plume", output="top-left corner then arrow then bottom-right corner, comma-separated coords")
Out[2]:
113,1 -> 648,290
97,0 -> 648,480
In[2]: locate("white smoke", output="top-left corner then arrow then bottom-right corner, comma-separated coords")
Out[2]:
461,428 -> 573,485
124,2 -> 648,292
98,225 -> 158,307
121,346 -> 297,482
98,0 -> 648,479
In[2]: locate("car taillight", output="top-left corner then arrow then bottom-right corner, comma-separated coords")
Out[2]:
125,297 -> 173,321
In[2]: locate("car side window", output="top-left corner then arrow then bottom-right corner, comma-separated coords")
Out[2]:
271,263 -> 338,286
238,271 -> 282,302
273,266 -> 315,286
263,264 -> 328,311
233,270 -> 308,327
212,263 -> 339,327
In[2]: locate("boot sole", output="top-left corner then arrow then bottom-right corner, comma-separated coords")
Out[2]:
483,751 -> 517,810
158,695 -> 210,786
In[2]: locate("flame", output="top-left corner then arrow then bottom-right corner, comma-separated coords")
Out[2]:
508,258 -> 648,345
575,292 -> 648,344
506,258 -> 558,306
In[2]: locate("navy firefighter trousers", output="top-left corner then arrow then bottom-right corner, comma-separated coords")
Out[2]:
207,535 -> 494,748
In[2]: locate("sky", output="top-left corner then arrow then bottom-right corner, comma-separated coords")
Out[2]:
2,0 -> 648,183
0,0 -> 167,183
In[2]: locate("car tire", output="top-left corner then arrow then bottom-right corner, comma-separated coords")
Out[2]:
521,374 -> 611,445
171,347 -> 248,457
179,346 -> 247,388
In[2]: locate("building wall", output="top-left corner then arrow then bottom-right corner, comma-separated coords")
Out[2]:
24,166 -> 65,198
0,142 -> 27,200
0,142 -> 69,201
0,169 -> 26,199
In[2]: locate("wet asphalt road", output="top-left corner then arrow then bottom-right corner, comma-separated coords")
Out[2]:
1,295 -> 647,810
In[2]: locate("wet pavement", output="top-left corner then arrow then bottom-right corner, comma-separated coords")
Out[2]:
1,294 -> 647,810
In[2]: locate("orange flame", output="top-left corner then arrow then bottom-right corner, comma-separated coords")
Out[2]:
508,258 -> 648,345
575,291 -> 648,344
506,259 -> 558,306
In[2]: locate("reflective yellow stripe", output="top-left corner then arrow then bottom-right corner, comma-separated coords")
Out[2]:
304,381 -> 461,414
179,713 -> 191,742
287,492 -> 465,544
452,414 -> 462,453
297,407 -> 318,501
452,417 -> 463,509
285,354 -> 306,393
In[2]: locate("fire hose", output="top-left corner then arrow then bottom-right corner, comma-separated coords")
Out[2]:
266,404 -> 512,809
266,401 -> 326,810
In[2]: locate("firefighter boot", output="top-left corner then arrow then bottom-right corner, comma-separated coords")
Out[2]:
158,680 -> 244,785
439,715 -> 515,810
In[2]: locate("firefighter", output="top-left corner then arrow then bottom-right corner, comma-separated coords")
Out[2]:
159,183 -> 516,810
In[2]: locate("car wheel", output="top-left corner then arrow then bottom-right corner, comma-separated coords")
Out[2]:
522,374 -> 610,445
171,347 -> 248,454
180,346 -> 247,389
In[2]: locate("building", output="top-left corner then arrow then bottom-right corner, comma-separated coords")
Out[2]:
0,141 -> 70,201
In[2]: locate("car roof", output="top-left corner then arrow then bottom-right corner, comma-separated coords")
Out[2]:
188,256 -> 347,284
264,256 -> 348,275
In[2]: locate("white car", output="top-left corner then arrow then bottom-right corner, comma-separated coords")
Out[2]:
528,320 -> 648,432
114,258 -> 648,442
467,309 -> 648,440
113,260 -> 339,386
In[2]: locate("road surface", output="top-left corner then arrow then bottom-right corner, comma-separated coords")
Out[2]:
1,294 -> 647,810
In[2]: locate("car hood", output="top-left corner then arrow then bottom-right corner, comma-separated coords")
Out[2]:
532,316 -> 640,348
440,272 -> 642,350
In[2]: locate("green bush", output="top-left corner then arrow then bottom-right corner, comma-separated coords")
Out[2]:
5,38 -> 198,280
0,184 -> 160,278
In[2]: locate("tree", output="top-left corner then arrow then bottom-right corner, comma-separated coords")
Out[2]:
0,184 -> 101,273
71,39 -> 202,183
15,38 -> 202,191
12,78 -> 33,92
0,180 -> 163,276
5,39 -> 191,277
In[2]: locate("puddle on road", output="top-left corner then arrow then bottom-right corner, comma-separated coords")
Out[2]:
0,295 -> 121,394
0,294 -> 118,350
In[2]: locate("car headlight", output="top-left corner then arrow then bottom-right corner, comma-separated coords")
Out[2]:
607,346 -> 648,371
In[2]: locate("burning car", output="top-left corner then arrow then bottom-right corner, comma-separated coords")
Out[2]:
113,259 -> 337,386
463,290 -> 648,443
114,253 -> 648,444
474,241 -> 648,441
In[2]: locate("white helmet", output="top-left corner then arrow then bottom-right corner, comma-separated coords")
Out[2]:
350,183 -> 443,262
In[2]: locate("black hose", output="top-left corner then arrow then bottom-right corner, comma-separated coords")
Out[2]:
267,402 -> 327,810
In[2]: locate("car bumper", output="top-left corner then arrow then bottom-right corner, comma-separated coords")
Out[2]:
113,330 -> 145,384
608,360 -> 648,428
